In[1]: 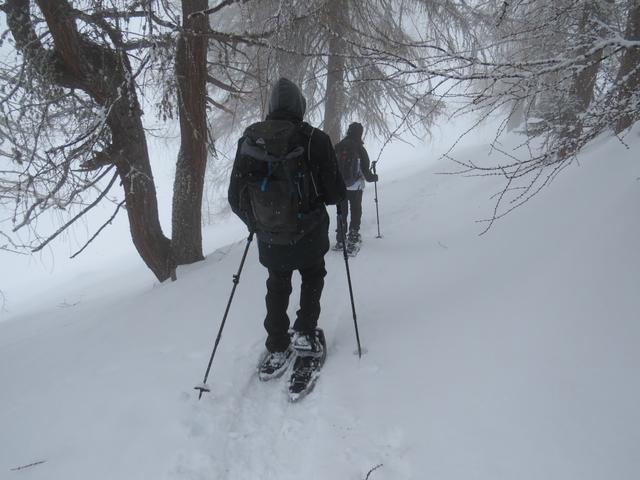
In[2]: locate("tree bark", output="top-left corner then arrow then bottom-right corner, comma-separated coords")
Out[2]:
171,0 -> 209,265
615,0 -> 640,133
573,1 -> 615,111
7,0 -> 174,281
323,0 -> 347,144
559,0 -> 613,157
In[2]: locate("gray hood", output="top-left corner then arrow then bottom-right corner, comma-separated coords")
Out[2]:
268,77 -> 307,120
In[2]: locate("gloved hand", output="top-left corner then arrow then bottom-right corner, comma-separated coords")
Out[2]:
371,173 -> 379,182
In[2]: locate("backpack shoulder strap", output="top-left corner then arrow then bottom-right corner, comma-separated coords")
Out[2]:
292,122 -> 321,200
298,121 -> 313,137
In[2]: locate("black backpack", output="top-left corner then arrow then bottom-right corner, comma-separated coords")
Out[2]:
237,120 -> 324,245
334,138 -> 361,187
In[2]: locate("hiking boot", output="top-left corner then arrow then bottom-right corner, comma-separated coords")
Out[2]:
347,231 -> 362,245
258,345 -> 294,381
292,330 -> 324,358
333,240 -> 344,251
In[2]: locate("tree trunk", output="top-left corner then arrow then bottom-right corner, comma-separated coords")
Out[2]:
615,0 -> 640,133
171,0 -> 209,265
559,0 -> 613,157
10,0 -> 175,281
573,0 -> 614,112
323,0 -> 348,144
111,110 -> 174,282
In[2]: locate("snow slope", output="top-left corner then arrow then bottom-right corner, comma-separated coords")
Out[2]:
1,130 -> 639,480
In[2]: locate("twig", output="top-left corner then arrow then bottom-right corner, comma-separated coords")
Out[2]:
496,2 -> 509,27
70,199 -> 125,259
30,170 -> 118,253
10,460 -> 46,471
0,231 -> 26,255
57,300 -> 80,308
364,463 -> 383,480
189,0 -> 249,18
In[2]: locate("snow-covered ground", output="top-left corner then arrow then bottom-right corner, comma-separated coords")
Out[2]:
1,128 -> 639,480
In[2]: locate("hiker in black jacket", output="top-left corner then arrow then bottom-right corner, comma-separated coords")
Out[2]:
334,122 -> 378,252
228,78 -> 345,381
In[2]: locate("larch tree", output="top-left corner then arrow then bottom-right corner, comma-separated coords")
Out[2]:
395,0 -> 640,229
0,0 -> 218,280
204,0 -> 445,145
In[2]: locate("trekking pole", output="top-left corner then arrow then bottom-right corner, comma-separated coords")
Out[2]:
195,232 -> 254,399
372,161 -> 382,238
338,207 -> 363,358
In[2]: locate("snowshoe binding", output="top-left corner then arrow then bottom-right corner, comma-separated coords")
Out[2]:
346,232 -> 362,257
258,345 -> 294,381
288,328 -> 327,402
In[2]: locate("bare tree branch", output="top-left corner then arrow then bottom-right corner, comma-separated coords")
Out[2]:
70,199 -> 125,259
189,0 -> 251,19
31,168 -> 118,253
364,463 -> 383,480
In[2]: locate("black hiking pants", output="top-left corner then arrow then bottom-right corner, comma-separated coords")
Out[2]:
337,189 -> 363,242
264,259 -> 326,352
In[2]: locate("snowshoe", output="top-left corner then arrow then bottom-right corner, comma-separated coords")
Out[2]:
346,232 -> 362,257
258,345 -> 294,381
332,240 -> 344,252
288,328 -> 327,402
346,242 -> 361,257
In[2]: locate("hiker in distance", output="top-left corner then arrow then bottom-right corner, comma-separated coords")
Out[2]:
334,122 -> 379,255
228,77 -> 345,398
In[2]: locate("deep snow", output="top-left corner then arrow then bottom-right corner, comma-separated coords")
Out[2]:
1,129 -> 639,480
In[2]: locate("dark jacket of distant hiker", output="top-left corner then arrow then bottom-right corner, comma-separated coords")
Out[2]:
228,78 -> 345,271
338,122 -> 377,189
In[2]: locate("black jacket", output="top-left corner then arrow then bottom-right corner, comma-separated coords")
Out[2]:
228,78 -> 345,270
343,122 -> 376,183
